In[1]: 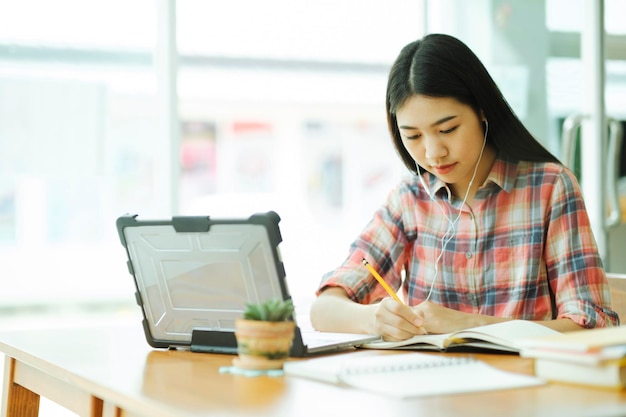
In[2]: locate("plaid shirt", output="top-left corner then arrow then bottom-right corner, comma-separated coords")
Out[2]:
319,157 -> 619,328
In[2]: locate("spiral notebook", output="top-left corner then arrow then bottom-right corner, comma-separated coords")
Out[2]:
284,351 -> 545,398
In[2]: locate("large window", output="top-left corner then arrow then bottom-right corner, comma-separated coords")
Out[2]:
0,0 -> 423,313
2,0 -> 625,317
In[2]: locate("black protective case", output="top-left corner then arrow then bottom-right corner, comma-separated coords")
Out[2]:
116,211 -> 295,354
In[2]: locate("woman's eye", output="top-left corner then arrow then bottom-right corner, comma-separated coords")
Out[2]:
404,133 -> 421,140
441,126 -> 458,134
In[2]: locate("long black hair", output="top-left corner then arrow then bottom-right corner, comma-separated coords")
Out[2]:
386,33 -> 560,173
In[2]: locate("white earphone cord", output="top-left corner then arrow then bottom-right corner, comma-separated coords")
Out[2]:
420,121 -> 488,303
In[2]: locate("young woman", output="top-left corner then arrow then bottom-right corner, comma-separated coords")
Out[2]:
310,33 -> 619,341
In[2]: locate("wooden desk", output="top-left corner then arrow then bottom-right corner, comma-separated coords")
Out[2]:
2,323 -> 626,417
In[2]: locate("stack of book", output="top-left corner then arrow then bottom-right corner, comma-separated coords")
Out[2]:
519,326 -> 626,389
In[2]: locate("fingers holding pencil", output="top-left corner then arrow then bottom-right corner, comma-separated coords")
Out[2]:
362,257 -> 427,339
376,298 -> 428,340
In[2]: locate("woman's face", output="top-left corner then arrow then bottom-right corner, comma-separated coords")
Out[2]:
396,95 -> 494,199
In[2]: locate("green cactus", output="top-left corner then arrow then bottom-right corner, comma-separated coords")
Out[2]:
242,298 -> 295,322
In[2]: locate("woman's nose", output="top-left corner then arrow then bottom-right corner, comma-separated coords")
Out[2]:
423,136 -> 447,161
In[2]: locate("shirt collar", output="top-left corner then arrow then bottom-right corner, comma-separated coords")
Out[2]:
425,154 -> 519,197
485,155 -> 518,193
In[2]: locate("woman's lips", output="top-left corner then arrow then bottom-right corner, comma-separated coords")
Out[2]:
432,163 -> 456,175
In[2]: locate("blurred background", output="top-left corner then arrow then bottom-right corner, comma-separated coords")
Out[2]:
1,0 -> 626,414
1,0 -> 625,326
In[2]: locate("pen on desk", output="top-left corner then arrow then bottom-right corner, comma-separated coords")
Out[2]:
361,258 -> 405,305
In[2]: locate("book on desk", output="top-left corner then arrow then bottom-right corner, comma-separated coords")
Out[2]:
359,320 -> 561,353
519,325 -> 626,389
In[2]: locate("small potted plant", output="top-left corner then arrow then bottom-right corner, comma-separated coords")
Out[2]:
233,298 -> 296,370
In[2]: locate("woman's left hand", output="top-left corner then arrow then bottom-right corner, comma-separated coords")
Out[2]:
412,301 -> 484,334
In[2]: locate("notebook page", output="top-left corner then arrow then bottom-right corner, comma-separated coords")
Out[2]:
337,353 -> 545,398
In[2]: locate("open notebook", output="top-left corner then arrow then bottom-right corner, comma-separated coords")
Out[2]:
116,211 -> 379,357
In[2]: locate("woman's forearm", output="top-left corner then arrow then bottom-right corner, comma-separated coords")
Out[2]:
309,288 -> 378,334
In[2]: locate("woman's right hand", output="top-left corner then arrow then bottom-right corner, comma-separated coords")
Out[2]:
373,298 -> 427,341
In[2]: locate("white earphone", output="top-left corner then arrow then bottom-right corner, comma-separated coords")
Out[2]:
418,119 -> 489,302
417,166 -> 433,200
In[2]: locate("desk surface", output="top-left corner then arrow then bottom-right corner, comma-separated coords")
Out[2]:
1,322 -> 626,417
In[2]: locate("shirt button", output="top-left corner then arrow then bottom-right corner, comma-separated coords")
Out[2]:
465,251 -> 473,259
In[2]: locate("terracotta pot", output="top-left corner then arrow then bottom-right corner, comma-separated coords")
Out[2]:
233,319 -> 296,370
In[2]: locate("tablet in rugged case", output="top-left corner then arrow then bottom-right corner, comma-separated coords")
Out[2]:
116,211 -> 289,353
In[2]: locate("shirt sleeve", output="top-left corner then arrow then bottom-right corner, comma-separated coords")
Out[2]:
544,166 -> 620,327
316,181 -> 413,304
